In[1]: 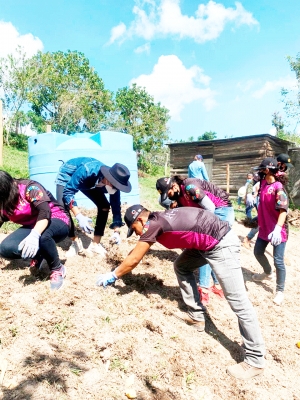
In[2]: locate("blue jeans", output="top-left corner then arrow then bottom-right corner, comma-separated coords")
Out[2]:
199,206 -> 235,288
254,237 -> 286,292
0,219 -> 69,271
174,230 -> 265,368
245,205 -> 254,219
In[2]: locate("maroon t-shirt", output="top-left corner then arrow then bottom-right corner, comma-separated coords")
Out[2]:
178,178 -> 232,208
139,207 -> 230,251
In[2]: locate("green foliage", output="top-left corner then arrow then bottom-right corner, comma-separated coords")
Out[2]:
26,50 -> 114,134
280,53 -> 300,136
6,132 -> 28,151
0,47 -> 35,143
197,131 -> 217,140
2,145 -> 29,178
114,84 -> 170,155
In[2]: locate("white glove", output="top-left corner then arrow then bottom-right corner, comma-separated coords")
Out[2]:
246,194 -> 254,207
75,213 -> 94,234
268,224 -> 282,246
18,229 -> 41,259
110,231 -> 121,245
96,271 -> 118,288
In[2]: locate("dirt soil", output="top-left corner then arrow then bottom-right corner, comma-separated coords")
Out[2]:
0,217 -> 300,400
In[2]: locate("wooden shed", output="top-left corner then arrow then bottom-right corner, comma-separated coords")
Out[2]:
168,134 -> 295,194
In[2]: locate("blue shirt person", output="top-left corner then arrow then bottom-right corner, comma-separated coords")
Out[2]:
55,157 -> 131,257
188,154 -> 209,181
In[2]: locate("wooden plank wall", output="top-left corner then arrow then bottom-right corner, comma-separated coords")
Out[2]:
169,136 -> 290,194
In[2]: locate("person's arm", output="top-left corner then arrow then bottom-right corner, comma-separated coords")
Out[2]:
96,241 -> 152,287
199,195 -> 216,213
115,241 -> 152,277
202,165 -> 210,182
62,165 -> 90,208
277,209 -> 287,227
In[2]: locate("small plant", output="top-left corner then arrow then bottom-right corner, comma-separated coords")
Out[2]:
105,316 -> 111,323
110,357 -> 127,371
70,368 -> 82,376
47,314 -> 70,336
9,326 -> 18,337
185,371 -> 195,388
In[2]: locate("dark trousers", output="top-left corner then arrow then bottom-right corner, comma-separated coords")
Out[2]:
56,185 -> 119,237
0,219 -> 69,271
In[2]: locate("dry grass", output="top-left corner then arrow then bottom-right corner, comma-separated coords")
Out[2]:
0,219 -> 300,399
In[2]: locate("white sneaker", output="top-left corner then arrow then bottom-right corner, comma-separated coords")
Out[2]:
86,242 -> 107,257
273,291 -> 284,305
65,238 -> 84,258
252,272 -> 273,282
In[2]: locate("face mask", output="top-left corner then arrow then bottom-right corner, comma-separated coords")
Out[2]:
105,185 -> 117,195
246,179 -> 252,183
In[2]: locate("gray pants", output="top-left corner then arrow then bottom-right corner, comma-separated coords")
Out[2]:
174,229 -> 265,368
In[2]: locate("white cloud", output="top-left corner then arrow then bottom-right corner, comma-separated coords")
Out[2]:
252,76 -> 297,99
0,21 -> 43,58
134,43 -> 151,54
109,0 -> 258,44
107,22 -> 127,45
237,79 -> 256,92
130,54 -> 217,120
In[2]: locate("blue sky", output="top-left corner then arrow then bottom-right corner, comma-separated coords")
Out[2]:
0,0 -> 300,141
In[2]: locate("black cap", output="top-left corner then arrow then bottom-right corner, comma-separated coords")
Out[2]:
253,157 -> 278,170
277,153 -> 294,168
124,204 -> 145,237
156,177 -> 173,202
101,163 -> 132,193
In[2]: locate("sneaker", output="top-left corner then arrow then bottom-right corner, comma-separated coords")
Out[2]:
252,272 -> 273,282
198,287 -> 210,306
28,258 -> 43,276
50,265 -> 66,290
273,291 -> 284,305
86,242 -> 107,257
211,285 -> 225,299
227,362 -> 264,380
173,311 -> 205,332
65,238 -> 84,258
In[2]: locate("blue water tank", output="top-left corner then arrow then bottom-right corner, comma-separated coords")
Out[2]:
28,131 -> 140,208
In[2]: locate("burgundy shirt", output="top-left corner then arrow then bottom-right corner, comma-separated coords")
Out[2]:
139,207 -> 230,251
178,178 -> 232,208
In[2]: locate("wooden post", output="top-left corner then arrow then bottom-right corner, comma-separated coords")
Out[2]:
226,163 -> 230,193
0,100 -> 3,166
46,124 -> 51,133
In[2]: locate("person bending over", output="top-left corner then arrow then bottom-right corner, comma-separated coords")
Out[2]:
96,204 -> 265,381
55,157 -> 131,257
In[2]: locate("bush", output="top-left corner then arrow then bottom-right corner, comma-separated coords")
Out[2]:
7,133 -> 28,151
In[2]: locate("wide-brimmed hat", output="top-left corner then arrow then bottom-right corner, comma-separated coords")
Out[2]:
277,153 -> 294,168
156,177 -> 173,202
101,163 -> 132,193
124,204 -> 145,237
253,157 -> 278,171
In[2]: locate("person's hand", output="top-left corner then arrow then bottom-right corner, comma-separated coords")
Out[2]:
18,229 -> 41,259
110,231 -> 121,245
109,220 -> 125,229
246,194 -> 254,207
268,224 -> 282,246
96,271 -> 118,288
75,213 -> 94,233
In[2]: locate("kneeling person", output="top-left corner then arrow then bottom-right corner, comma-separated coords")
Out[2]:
96,205 -> 265,380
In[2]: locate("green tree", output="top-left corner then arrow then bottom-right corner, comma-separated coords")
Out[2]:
26,50 -> 113,134
271,112 -> 285,137
197,131 -> 217,140
0,47 -> 35,143
114,84 -> 170,169
282,54 -> 300,125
